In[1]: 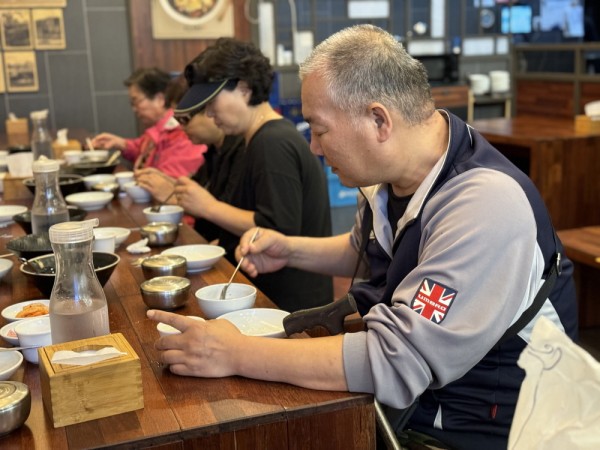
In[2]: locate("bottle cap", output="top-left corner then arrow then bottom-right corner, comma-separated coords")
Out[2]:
49,218 -> 99,244
29,109 -> 49,120
32,155 -> 59,173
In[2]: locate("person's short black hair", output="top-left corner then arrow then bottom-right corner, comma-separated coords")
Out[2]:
185,38 -> 273,106
124,67 -> 172,99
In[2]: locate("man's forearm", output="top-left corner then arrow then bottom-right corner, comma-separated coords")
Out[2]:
287,232 -> 358,277
234,334 -> 348,391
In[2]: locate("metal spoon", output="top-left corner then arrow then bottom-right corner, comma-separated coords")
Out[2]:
18,257 -> 41,273
219,227 -> 260,300
150,190 -> 176,213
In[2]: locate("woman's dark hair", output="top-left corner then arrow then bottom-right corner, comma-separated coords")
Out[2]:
124,67 -> 172,99
187,38 -> 273,105
164,72 -> 188,107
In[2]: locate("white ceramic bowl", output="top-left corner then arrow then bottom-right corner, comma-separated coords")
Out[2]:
65,191 -> 114,211
0,258 -> 13,282
124,181 -> 152,203
1,299 -> 50,323
114,171 -> 134,188
162,245 -> 225,273
14,316 -> 52,364
83,174 -> 116,190
156,316 -> 205,337
63,149 -> 82,165
81,149 -> 109,162
217,308 -> 289,338
0,351 -> 23,381
0,205 -> 28,225
94,227 -> 131,247
195,283 -> 257,319
143,205 -> 184,225
0,321 -> 20,346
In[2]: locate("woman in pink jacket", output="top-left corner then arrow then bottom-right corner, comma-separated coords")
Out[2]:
91,68 -> 206,178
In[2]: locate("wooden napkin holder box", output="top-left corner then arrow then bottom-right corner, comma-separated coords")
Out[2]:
38,333 -> 144,428
575,114 -> 600,134
5,118 -> 29,147
52,139 -> 82,159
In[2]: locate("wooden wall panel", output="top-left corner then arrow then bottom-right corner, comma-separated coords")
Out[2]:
128,1 -> 251,73
516,80 -> 574,118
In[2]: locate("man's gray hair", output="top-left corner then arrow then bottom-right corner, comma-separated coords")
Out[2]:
299,24 -> 435,126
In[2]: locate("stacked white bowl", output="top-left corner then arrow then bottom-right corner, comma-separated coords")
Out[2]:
489,70 -> 510,94
468,74 -> 490,95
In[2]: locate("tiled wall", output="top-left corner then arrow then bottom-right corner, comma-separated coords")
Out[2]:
0,0 -> 136,142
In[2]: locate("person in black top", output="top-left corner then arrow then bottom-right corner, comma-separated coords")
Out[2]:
169,39 -> 333,312
135,109 -> 245,243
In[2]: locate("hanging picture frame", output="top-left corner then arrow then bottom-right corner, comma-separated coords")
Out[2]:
0,1 -> 66,7
32,8 -> 65,49
0,9 -> 33,50
150,0 -> 234,39
4,50 -> 38,92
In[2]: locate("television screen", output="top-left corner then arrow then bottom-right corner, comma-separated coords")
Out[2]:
501,5 -> 533,34
540,0 -> 584,38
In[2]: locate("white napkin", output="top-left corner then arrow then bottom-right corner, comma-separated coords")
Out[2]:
56,128 -> 69,145
127,237 -> 150,254
508,317 -> 600,449
51,346 -> 126,366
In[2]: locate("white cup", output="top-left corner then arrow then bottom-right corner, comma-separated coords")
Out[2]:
15,316 -> 52,364
93,229 -> 116,253
7,152 -> 33,178
63,149 -> 82,165
115,171 -> 134,188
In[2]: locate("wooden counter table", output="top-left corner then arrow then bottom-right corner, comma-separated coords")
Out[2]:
0,178 -> 375,449
557,226 -> 600,328
471,116 -> 600,230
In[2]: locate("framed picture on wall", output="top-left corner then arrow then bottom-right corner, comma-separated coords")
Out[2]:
4,51 -> 38,92
0,53 -> 5,93
150,0 -> 234,39
0,9 -> 33,50
0,1 -> 66,6
32,8 -> 65,49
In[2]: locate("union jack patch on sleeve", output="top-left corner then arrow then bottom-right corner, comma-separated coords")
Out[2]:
411,278 -> 457,324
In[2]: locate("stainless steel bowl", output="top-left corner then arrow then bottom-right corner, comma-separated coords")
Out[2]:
139,222 -> 179,247
0,381 -> 31,436
141,254 -> 187,280
140,276 -> 191,310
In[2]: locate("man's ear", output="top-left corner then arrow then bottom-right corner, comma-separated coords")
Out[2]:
370,104 -> 392,141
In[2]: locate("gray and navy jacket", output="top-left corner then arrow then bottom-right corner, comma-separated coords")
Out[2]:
342,111 -> 577,449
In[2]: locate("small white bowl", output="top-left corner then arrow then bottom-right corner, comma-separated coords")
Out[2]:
143,205 -> 184,225
124,181 -> 152,203
81,149 -> 109,162
0,258 -> 13,282
162,245 -> 225,273
14,316 -> 52,364
195,283 -> 257,319
0,351 -> 23,381
94,227 -> 131,247
156,316 -> 205,337
83,174 -> 116,190
1,299 -> 50,323
218,308 -> 289,338
115,171 -> 134,188
63,149 -> 82,165
0,321 -> 20,346
0,205 -> 28,225
65,191 -> 114,211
